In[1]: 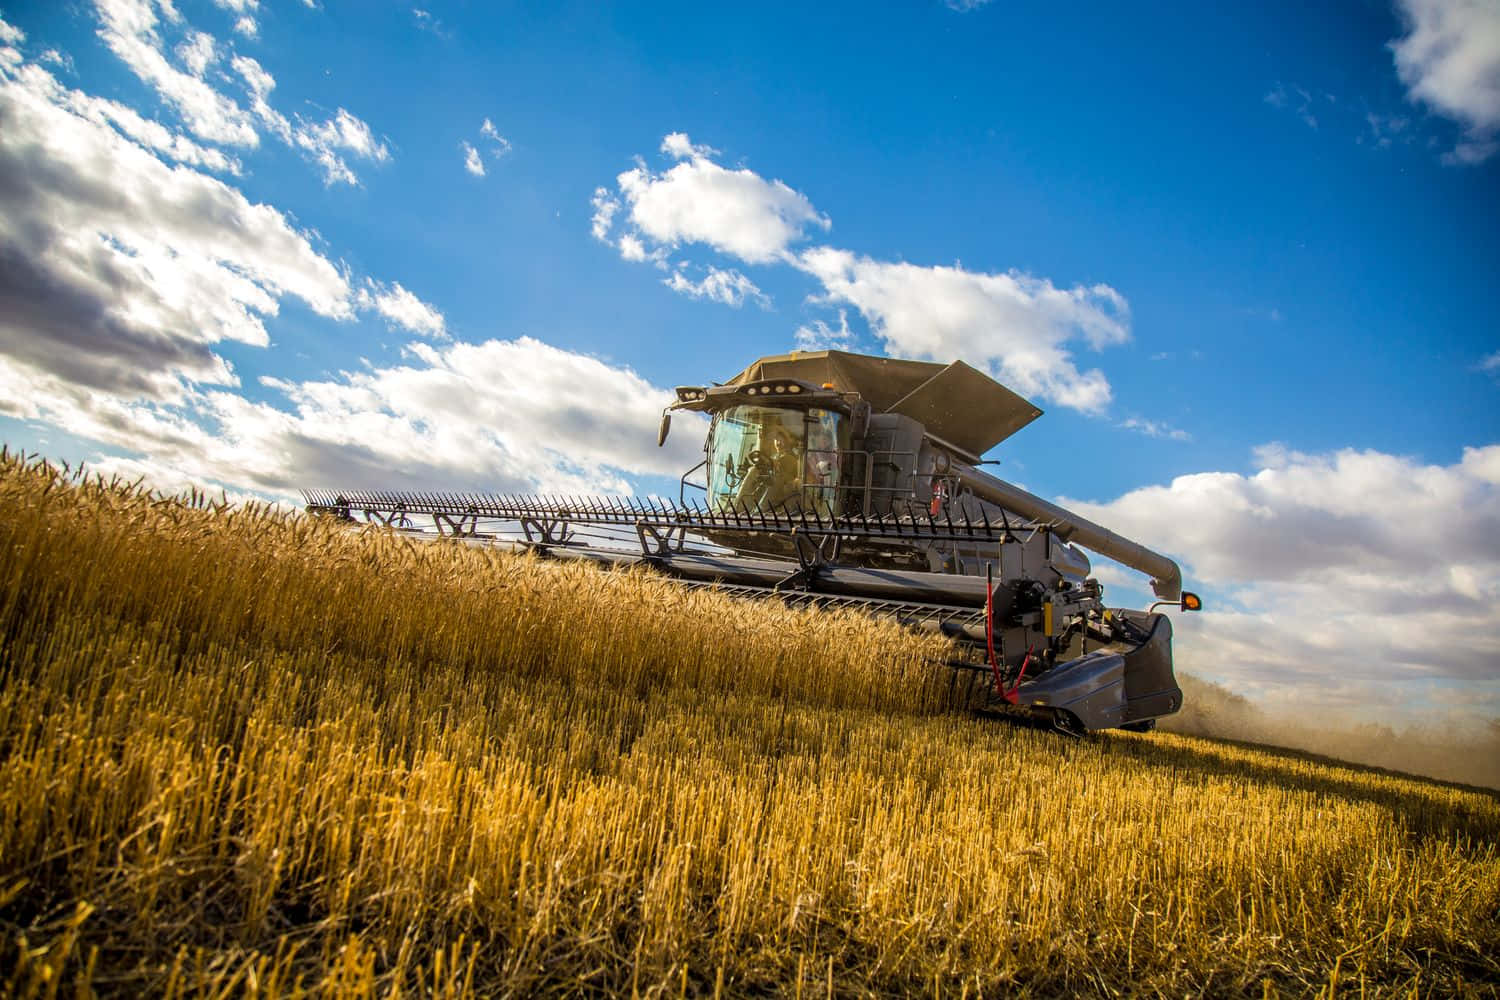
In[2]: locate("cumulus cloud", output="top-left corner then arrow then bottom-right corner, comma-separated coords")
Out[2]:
94,1 -> 388,186
662,266 -> 768,308
618,233 -> 660,264
356,280 -> 447,338
94,0 -> 260,146
212,0 -> 260,39
797,248 -> 1129,414
590,186 -> 619,241
38,48 -> 75,71
1062,444 -> 1500,716
1263,81 -> 1321,129
289,106 -> 390,186
601,132 -> 829,265
0,36 -> 430,409
174,30 -> 215,77
412,8 -> 452,40
794,309 -> 855,352
461,140 -> 484,176
5,337 -> 705,502
1363,110 -> 1413,149
0,52 -> 353,401
229,52 -> 274,112
593,134 -> 1132,414
479,117 -> 510,156
1118,417 -> 1191,441
1390,0 -> 1500,164
0,23 -> 700,506
660,131 -> 717,159
460,119 -> 509,176
13,59 -> 239,172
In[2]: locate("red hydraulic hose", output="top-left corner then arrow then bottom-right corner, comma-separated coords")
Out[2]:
985,568 -> 1003,694
1003,645 -> 1034,705
987,567 -> 1034,704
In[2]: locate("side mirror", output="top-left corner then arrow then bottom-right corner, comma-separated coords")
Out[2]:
657,409 -> 672,447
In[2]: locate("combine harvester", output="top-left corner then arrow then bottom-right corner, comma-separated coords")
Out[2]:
306,351 -> 1200,733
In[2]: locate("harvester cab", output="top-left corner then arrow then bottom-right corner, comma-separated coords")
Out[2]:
306,349 -> 1201,734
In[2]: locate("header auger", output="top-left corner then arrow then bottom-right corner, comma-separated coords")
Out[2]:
305,349 -> 1201,733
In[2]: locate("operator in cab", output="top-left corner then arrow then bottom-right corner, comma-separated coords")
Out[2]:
707,405 -> 842,516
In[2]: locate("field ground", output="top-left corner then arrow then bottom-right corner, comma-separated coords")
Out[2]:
2,452 -> 1497,997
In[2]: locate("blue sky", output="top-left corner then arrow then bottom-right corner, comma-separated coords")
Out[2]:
1,0 -> 1496,726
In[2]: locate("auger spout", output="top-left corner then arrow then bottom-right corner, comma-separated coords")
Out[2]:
954,466 -> 1183,601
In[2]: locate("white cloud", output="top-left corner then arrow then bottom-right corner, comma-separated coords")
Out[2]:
0,25 -> 706,509
1062,444 -> 1500,716
211,0 -> 260,38
0,18 -> 23,45
794,309 -> 854,351
1118,417 -> 1191,442
85,452 -> 271,508
479,117 -> 511,156
0,48 -> 353,401
1390,0 -> 1500,164
593,134 -> 1130,413
230,53 -> 387,185
6,337 -> 706,502
174,29 -> 214,77
39,48 -> 75,72
228,52 -> 289,139
609,132 -> 829,264
461,140 -> 484,176
590,186 -> 619,241
618,234 -> 650,262
797,248 -> 1128,414
207,0 -> 260,37
93,2 -> 388,186
356,280 -> 447,338
12,60 -> 240,173
660,131 -> 717,160
412,8 -> 451,39
460,119 -> 509,177
302,107 -> 384,161
662,266 -> 768,309
1480,349 -> 1500,374
1363,110 -> 1413,149
1263,81 -> 1320,129
291,106 -> 389,186
93,0 -> 260,146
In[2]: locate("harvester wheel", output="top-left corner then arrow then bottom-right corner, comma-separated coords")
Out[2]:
1050,709 -> 1086,737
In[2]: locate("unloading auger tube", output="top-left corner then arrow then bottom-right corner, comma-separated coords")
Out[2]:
304,349 -> 1202,733
953,465 -> 1183,602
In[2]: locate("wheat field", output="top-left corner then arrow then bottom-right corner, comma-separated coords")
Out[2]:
1,451 -> 1496,997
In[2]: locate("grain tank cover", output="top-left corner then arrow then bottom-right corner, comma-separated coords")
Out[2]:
728,350 -> 1043,457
